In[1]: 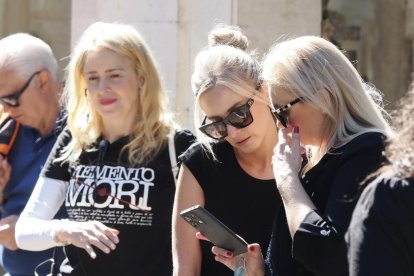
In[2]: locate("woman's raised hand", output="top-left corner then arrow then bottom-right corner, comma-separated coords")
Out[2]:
272,126 -> 302,185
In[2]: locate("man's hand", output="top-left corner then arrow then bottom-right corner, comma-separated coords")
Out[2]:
0,156 -> 11,203
0,215 -> 19,250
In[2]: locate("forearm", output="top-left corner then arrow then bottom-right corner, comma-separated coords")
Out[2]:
15,217 -> 67,250
172,165 -> 204,275
277,174 -> 315,237
15,176 -> 67,250
172,209 -> 202,276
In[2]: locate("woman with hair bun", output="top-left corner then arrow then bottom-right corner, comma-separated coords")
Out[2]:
172,24 -> 281,275
211,36 -> 393,275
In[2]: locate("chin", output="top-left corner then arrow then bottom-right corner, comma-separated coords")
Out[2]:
235,140 -> 257,153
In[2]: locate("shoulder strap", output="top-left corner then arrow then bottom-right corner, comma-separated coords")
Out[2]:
168,131 -> 178,185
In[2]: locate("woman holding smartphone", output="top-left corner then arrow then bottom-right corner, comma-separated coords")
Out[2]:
172,25 -> 281,275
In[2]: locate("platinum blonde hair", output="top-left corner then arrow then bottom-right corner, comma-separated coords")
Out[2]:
60,22 -> 175,165
0,33 -> 58,80
262,36 -> 392,164
192,24 -> 262,157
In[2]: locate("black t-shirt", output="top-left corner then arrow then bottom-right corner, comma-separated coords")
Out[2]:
42,128 -> 195,276
181,141 -> 282,276
347,171 -> 414,276
266,132 -> 387,276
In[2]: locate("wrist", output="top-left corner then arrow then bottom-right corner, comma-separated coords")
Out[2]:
52,222 -> 70,246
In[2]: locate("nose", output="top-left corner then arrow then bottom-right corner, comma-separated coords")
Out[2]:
97,78 -> 110,93
226,124 -> 240,137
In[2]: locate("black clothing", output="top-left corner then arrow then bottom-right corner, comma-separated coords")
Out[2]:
43,128 -> 195,276
266,132 -> 386,276
347,171 -> 414,276
181,141 -> 282,275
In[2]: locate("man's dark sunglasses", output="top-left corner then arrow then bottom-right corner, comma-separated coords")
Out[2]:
272,97 -> 303,127
199,97 -> 254,140
0,71 -> 41,107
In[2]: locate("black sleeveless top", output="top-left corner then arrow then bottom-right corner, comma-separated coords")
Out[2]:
181,141 -> 282,275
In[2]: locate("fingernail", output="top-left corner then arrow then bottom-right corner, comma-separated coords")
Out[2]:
293,126 -> 299,133
248,245 -> 255,252
226,251 -> 233,257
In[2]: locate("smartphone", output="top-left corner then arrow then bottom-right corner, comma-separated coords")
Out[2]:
180,205 -> 248,256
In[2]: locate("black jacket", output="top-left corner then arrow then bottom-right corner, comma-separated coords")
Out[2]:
347,171 -> 414,276
266,132 -> 386,276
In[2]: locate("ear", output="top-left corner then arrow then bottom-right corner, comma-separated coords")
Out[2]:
36,70 -> 50,90
138,76 -> 145,90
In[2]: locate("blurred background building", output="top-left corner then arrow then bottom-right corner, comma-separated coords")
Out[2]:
0,0 -> 412,129
0,0 -> 413,272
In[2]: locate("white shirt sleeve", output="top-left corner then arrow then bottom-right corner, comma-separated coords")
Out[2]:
15,176 -> 68,251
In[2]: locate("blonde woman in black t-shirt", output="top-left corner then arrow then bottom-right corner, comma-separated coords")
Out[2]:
172,24 -> 282,275
15,22 -> 195,276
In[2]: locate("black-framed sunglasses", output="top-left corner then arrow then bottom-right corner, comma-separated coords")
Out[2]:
272,97 -> 303,127
199,97 -> 254,140
0,71 -> 41,107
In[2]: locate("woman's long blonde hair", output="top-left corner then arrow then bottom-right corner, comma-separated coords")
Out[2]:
60,22 -> 175,165
262,36 -> 392,165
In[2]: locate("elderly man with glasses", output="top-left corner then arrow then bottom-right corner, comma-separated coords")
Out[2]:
0,33 -> 67,276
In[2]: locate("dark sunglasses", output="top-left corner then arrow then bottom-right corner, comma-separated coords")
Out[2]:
0,71 -> 41,107
272,97 -> 303,127
199,97 -> 254,140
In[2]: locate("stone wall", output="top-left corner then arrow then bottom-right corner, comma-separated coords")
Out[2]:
0,0 -> 71,79
328,0 -> 412,110
70,0 -> 321,129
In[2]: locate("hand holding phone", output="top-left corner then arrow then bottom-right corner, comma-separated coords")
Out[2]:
180,205 -> 248,256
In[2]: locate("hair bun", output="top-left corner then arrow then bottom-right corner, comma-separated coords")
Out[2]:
208,24 -> 249,51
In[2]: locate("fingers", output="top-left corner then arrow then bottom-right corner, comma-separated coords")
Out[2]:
0,215 -> 18,225
195,231 -> 209,241
211,246 -> 239,270
94,222 -> 120,245
87,233 -> 112,256
291,126 -> 300,155
0,216 -> 18,250
247,243 -> 262,256
66,221 -> 120,259
246,243 -> 266,275
212,245 -> 234,257
211,243 -> 265,274
0,158 -> 11,188
277,127 -> 290,144
78,235 -> 98,259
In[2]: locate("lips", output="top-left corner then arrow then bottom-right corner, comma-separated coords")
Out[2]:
11,114 -> 21,120
236,137 -> 250,145
99,98 -> 117,106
